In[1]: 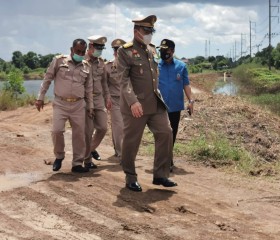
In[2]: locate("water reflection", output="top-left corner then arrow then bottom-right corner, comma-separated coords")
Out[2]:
0,80 -> 54,99
23,80 -> 54,99
213,77 -> 238,96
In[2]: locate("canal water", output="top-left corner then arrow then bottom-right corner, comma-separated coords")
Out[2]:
1,77 -> 238,98
0,80 -> 54,99
212,77 -> 238,96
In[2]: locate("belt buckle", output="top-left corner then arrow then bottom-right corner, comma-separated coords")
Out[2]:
66,98 -> 76,102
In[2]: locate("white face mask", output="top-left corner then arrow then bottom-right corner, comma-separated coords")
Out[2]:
138,31 -> 152,45
143,34 -> 152,45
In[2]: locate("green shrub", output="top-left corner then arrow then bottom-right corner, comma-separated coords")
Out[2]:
2,69 -> 25,97
0,90 -> 36,111
0,90 -> 18,110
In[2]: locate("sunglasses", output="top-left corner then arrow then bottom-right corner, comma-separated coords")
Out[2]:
142,27 -> 156,34
113,47 -> 119,51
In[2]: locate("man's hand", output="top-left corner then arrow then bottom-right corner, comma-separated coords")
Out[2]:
130,102 -> 143,118
187,101 -> 194,115
35,100 -> 44,112
87,108 -> 94,118
106,98 -> 112,111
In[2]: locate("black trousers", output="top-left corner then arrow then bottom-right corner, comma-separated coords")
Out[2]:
168,111 -> 181,146
168,111 -> 181,166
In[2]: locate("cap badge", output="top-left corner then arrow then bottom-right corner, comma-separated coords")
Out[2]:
116,40 -> 121,44
162,40 -> 166,44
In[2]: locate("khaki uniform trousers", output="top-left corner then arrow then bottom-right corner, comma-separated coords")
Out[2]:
110,96 -> 123,156
121,106 -> 173,184
84,97 -> 108,163
52,97 -> 86,166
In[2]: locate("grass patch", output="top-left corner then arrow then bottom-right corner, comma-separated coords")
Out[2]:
186,134 -> 244,166
245,93 -> 280,116
233,63 -> 280,94
0,90 -> 36,110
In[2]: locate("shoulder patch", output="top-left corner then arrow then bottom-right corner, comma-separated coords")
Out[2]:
123,42 -> 133,49
55,54 -> 66,59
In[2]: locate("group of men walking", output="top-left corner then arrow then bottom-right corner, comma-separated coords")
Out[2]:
35,14 -> 194,192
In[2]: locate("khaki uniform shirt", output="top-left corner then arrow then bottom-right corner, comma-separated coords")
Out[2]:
37,55 -> 93,109
86,55 -> 110,109
105,60 -> 121,97
117,39 -> 167,115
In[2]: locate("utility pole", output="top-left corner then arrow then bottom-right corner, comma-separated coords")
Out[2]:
268,0 -> 279,70
250,21 -> 256,57
208,39 -> 211,57
235,40 -> 237,61
205,40 -> 208,59
269,0 -> 272,70
241,34 -> 246,58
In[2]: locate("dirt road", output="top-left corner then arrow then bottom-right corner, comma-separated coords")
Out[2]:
0,87 -> 280,239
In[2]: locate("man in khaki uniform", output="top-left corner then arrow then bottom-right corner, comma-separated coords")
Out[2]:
84,35 -> 111,169
35,38 -> 93,173
117,15 -> 177,192
105,38 -> 126,159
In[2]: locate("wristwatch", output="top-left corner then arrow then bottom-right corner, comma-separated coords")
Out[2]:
188,99 -> 195,104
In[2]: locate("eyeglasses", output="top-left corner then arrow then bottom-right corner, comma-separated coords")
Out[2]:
113,47 -> 119,52
93,44 -> 106,50
142,27 -> 156,34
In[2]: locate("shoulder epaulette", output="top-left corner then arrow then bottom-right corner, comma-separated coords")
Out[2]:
105,60 -> 114,64
55,54 -> 66,59
82,59 -> 90,66
123,42 -> 133,49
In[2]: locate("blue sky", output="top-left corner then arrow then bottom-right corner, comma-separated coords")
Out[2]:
0,0 -> 278,61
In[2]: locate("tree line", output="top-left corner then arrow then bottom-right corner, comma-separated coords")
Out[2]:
0,51 -> 58,75
1,42 -> 280,75
187,42 -> 280,73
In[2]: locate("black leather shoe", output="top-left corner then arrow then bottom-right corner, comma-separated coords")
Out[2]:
126,182 -> 142,192
91,150 -> 101,160
153,178 -> 177,187
71,165 -> 89,173
84,162 -> 97,169
53,158 -> 64,171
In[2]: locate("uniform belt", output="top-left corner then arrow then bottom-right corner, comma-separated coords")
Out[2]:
56,96 -> 83,102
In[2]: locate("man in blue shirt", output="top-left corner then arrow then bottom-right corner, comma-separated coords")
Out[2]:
158,39 -> 194,171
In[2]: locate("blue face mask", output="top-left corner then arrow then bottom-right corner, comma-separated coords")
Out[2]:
92,50 -> 102,58
72,53 -> 84,62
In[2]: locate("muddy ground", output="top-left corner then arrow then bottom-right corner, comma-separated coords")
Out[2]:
0,73 -> 279,239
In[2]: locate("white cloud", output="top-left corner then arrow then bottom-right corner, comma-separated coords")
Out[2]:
0,0 -> 272,61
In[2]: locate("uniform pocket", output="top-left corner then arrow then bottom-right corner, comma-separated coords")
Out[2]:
78,70 -> 88,84
58,66 -> 69,79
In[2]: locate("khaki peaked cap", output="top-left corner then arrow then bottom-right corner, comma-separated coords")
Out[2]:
111,39 -> 126,48
132,15 -> 157,28
88,35 -> 107,45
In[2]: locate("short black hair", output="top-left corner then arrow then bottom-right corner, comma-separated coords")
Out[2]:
72,39 -> 87,48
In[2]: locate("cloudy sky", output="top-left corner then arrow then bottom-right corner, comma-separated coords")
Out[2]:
0,0 -> 279,61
